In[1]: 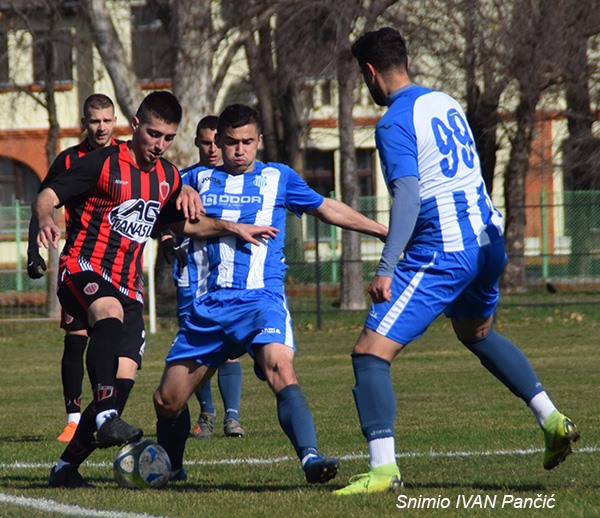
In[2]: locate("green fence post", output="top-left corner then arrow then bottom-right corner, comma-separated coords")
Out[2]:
329,191 -> 338,283
15,200 -> 23,292
541,189 -> 549,279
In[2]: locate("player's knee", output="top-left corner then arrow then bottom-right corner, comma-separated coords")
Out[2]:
153,387 -> 180,418
262,358 -> 297,391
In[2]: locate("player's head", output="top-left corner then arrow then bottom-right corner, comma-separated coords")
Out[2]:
81,93 -> 116,149
352,27 -> 409,106
131,91 -> 182,171
195,115 -> 221,168
217,104 -> 262,175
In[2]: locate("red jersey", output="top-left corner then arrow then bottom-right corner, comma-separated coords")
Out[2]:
46,142 -> 184,302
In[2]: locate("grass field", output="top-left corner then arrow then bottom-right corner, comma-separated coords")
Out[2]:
0,302 -> 599,517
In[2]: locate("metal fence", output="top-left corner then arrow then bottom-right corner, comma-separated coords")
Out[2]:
2,192 -> 600,323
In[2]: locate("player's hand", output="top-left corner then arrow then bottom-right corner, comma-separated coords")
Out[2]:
231,223 -> 279,246
176,184 -> 205,220
369,275 -> 392,303
162,236 -> 187,267
26,249 -> 47,279
37,221 -> 61,249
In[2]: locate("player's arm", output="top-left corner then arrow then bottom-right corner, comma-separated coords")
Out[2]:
167,217 -> 279,246
33,187 -> 62,249
308,198 -> 388,241
369,175 -> 420,303
176,184 -> 205,220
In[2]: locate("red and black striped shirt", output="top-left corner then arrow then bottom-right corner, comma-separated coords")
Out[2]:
46,141 -> 184,302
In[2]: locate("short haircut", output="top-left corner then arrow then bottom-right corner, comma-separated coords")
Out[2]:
217,104 -> 261,135
351,27 -> 408,72
136,91 -> 182,125
83,93 -> 114,119
196,115 -> 219,134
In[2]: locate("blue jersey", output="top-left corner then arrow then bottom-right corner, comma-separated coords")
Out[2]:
183,161 -> 324,291
377,84 -> 503,252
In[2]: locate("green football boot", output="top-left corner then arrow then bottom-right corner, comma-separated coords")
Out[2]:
543,411 -> 580,470
333,463 -> 403,495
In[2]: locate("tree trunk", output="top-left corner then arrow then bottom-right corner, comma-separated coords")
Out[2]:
501,88 -> 540,293
81,0 -> 142,120
337,50 -> 366,311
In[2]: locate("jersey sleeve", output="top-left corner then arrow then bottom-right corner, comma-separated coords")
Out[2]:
39,149 -> 69,191
283,166 -> 324,217
44,147 -> 111,206
376,120 -> 420,186
157,177 -> 186,225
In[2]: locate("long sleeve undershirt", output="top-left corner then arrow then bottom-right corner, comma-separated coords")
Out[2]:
375,175 -> 420,277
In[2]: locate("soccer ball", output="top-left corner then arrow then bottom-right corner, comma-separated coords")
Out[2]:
113,439 -> 171,489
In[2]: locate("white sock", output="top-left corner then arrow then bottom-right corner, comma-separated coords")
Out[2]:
301,453 -> 318,468
368,437 -> 396,469
529,391 -> 557,427
67,413 -> 81,425
95,409 -> 118,431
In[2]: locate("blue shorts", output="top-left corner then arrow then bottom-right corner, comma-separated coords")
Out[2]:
176,285 -> 194,327
365,238 -> 506,346
166,287 -> 295,378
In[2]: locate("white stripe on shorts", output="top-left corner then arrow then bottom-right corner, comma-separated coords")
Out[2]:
376,252 -> 437,336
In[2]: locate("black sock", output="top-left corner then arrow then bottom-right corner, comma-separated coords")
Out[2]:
60,402 -> 97,466
62,334 -> 87,413
86,318 -> 121,412
116,378 -> 135,415
157,406 -> 190,471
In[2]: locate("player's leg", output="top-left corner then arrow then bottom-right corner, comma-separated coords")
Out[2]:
336,248 -> 449,495
191,379 -> 216,438
219,359 -> 245,437
254,342 -> 338,483
58,319 -> 88,442
451,239 -> 579,469
154,360 -> 215,480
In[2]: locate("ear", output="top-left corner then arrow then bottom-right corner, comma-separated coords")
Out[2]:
80,117 -> 86,129
365,62 -> 377,82
131,116 -> 140,133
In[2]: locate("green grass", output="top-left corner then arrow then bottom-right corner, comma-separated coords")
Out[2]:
0,304 -> 599,517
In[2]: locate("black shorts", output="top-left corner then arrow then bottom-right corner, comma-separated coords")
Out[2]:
60,307 -> 87,332
58,271 -> 146,368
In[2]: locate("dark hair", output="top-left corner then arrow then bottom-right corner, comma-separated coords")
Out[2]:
136,91 -> 182,125
351,27 -> 408,72
196,115 -> 219,134
83,93 -> 114,119
217,104 -> 261,135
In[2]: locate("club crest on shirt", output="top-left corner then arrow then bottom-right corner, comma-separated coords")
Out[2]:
253,175 -> 267,188
109,198 -> 161,243
159,181 -> 170,200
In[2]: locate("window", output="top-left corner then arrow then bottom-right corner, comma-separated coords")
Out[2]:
0,33 -> 8,84
0,158 -> 40,205
131,5 -> 174,81
32,30 -> 73,83
356,149 -> 375,197
304,149 -> 334,196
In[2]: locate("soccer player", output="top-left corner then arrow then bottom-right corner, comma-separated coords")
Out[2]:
153,103 -> 388,484
334,27 -> 580,495
35,92 -> 277,488
179,116 -> 246,439
27,93 -> 120,443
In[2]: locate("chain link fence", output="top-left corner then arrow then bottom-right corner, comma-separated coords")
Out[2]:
2,192 -> 600,323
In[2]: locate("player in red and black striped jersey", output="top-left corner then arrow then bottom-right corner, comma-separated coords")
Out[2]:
27,93 -> 120,444
35,91 -> 279,488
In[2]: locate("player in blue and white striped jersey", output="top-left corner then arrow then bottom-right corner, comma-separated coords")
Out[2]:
153,104 -> 388,485
334,27 -> 579,496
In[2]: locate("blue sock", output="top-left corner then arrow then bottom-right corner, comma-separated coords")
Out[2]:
276,384 -> 318,460
462,329 -> 544,403
218,362 -> 242,422
352,353 -> 396,440
156,406 -> 190,471
195,380 -> 215,414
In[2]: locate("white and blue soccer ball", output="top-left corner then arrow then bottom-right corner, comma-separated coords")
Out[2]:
113,439 -> 171,489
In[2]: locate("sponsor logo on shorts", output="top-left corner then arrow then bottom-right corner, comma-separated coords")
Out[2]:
259,327 -> 281,335
83,282 -> 99,295
368,309 -> 378,319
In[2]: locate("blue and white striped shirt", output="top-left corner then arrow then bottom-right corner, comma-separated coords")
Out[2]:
377,84 -> 503,252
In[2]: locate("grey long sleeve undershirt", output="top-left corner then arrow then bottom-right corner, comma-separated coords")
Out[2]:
375,175 -> 421,277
